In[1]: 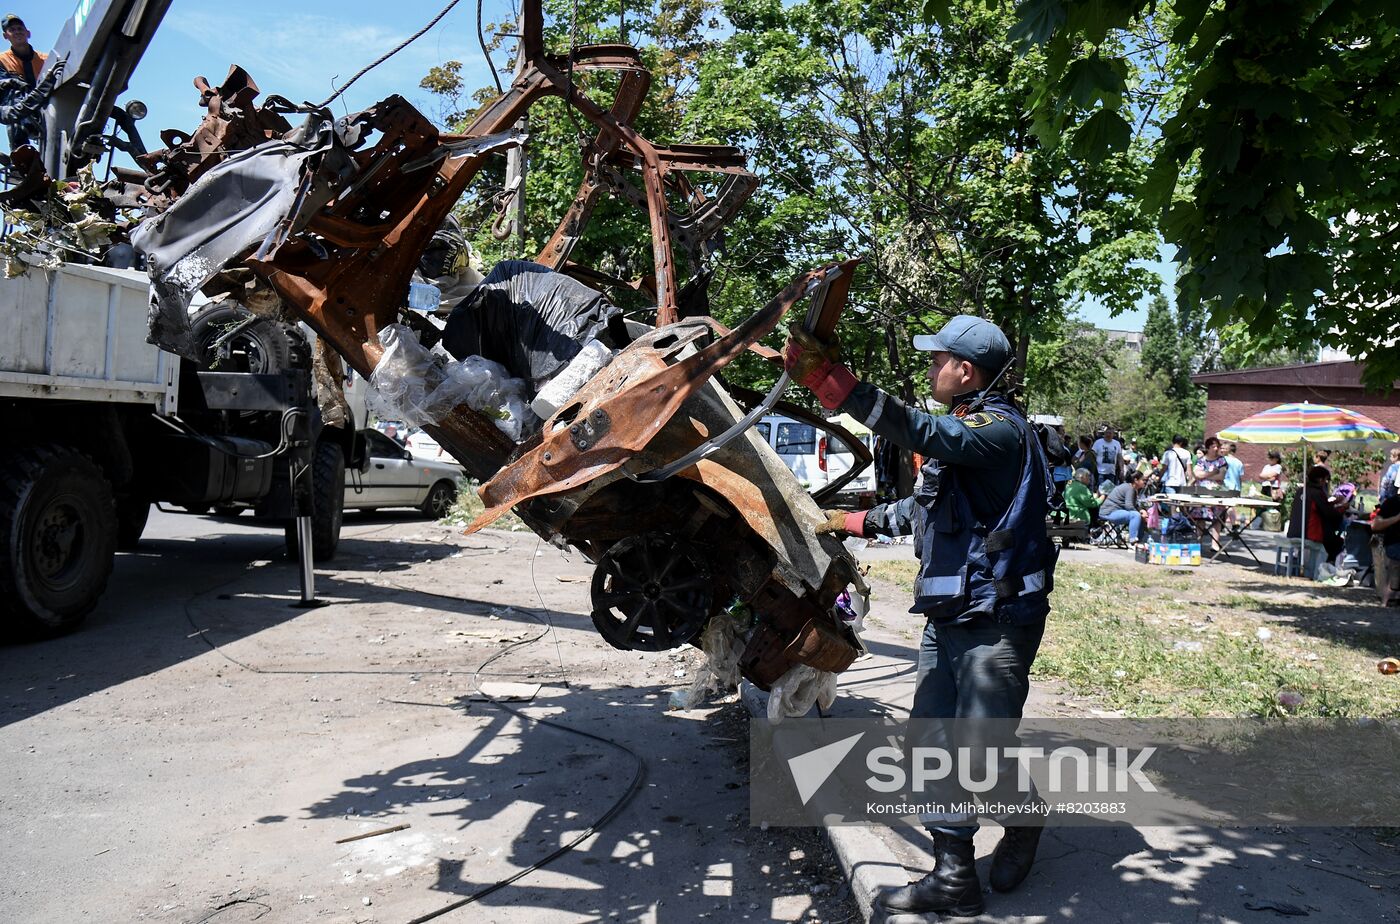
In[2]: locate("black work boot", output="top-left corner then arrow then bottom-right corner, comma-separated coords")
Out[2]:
989,823 -> 1044,893
876,833 -> 984,918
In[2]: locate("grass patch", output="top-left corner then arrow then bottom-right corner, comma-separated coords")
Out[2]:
441,479 -> 527,531
864,559 -> 1400,719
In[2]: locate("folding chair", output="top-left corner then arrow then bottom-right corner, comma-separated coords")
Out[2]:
1045,496 -> 1090,547
1089,512 -> 1130,549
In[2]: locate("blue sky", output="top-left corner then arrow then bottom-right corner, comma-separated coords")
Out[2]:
21,1 -> 1165,331
23,1 -> 503,145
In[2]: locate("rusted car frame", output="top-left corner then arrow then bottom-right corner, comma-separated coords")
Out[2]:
129,0 -> 868,690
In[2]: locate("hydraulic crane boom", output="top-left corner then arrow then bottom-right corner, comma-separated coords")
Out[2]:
40,0 -> 172,179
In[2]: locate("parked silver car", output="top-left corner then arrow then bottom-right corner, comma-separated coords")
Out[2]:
345,429 -> 463,518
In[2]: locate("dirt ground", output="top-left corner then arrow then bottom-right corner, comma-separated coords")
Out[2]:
1,509 -> 859,923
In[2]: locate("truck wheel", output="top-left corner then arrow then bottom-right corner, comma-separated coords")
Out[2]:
421,481 -> 458,520
284,440 -> 345,562
189,303 -> 308,373
115,497 -> 150,550
0,447 -> 117,637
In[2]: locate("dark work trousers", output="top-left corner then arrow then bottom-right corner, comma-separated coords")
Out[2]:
909,616 -> 1045,841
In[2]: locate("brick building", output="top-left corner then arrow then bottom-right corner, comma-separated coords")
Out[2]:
1192,361 -> 1400,487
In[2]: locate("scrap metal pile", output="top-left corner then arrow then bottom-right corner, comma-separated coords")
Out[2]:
120,0 -> 871,702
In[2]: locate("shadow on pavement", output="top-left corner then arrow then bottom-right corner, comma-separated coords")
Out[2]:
0,519 -> 453,727
302,683 -> 856,922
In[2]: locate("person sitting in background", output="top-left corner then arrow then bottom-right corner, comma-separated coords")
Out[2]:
1144,457 -> 1163,496
1380,447 -> 1400,502
1064,468 -> 1101,524
1287,466 -> 1343,580
1259,450 -> 1284,498
1099,471 -> 1147,544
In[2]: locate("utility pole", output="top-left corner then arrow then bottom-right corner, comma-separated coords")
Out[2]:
504,39 -> 528,255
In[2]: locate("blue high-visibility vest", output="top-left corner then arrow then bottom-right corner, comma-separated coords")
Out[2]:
911,396 -> 1057,623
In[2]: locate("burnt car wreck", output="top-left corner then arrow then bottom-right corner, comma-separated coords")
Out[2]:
121,0 -> 873,702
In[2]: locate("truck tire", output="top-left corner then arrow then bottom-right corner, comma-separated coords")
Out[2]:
284,440 -> 345,563
0,447 -> 118,638
189,303 -> 308,374
115,497 -> 151,550
420,480 -> 458,520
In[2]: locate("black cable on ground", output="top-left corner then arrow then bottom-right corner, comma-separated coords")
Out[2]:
179,528 -> 647,920
316,0 -> 464,109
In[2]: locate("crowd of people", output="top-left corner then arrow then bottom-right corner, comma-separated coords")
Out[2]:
1048,424 -> 1400,599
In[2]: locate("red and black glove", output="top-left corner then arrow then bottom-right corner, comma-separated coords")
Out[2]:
813,508 -> 868,537
783,324 -> 857,410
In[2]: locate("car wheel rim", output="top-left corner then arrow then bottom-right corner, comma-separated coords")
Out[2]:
590,534 -> 712,651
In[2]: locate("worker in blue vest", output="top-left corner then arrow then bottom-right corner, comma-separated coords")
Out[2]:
784,315 -> 1058,920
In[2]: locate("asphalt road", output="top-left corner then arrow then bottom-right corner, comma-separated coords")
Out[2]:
2,507 -> 855,923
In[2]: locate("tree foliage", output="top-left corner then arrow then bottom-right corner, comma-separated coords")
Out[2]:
424,0 -> 1164,406
1024,317 -> 1117,430
974,0 -> 1400,386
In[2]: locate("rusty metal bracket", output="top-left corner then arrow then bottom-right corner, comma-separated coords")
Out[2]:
569,409 -> 611,450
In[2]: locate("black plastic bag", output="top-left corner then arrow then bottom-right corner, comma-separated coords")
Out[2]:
442,260 -> 621,392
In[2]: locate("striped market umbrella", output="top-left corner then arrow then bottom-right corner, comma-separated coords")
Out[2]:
1217,402 -> 1398,573
1217,402 -> 1397,450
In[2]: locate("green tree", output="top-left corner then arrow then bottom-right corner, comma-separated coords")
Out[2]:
977,0 -> 1400,386
424,0 -> 1164,407
1025,318 -> 1117,430
1139,292 -> 1193,401
1101,363 -> 1203,456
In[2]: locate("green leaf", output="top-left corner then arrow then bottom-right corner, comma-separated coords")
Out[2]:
1170,0 -> 1212,45
921,0 -> 951,23
1138,155 -> 1181,215
1060,54 -> 1127,109
1069,108 -> 1132,160
1008,0 -> 1067,47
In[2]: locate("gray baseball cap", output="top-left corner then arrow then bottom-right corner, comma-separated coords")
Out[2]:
912,316 -> 1012,372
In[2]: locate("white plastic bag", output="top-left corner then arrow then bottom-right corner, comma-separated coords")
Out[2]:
368,324 -> 536,441
766,663 -> 838,724
669,615 -> 744,710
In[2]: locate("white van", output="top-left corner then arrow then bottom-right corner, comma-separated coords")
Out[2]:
754,413 -> 876,505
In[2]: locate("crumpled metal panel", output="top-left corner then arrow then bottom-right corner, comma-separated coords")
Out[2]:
464,265 -> 837,531
131,121 -> 347,360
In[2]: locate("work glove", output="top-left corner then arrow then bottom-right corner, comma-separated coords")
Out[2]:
814,508 -> 866,537
783,323 -> 857,410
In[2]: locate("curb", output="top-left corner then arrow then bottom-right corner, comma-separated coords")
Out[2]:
739,681 -> 908,923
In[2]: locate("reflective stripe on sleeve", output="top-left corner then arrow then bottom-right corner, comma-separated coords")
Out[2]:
918,575 -> 963,597
864,391 -> 887,429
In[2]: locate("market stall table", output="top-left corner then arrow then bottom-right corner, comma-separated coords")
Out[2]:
1151,493 -> 1281,564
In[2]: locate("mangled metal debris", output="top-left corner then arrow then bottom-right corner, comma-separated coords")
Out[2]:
122,0 -> 869,701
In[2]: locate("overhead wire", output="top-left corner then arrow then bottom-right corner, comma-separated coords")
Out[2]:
316,0 -> 466,109
478,0 -> 504,94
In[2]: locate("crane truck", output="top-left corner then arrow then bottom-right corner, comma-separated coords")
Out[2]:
0,0 -> 357,638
